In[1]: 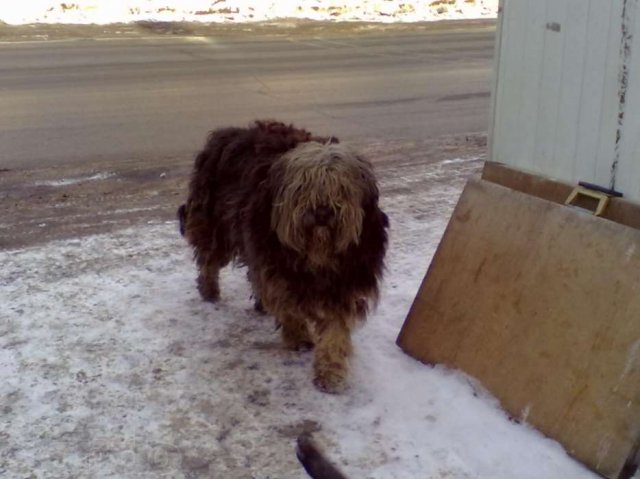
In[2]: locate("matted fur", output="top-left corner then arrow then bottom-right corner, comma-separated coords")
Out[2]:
271,142 -> 379,263
179,120 -> 389,393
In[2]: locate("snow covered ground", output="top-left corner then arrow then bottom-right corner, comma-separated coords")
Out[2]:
1,156 -> 598,478
0,0 -> 498,25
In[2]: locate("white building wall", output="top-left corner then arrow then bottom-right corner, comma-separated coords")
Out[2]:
491,0 -> 640,203
617,1 -> 640,202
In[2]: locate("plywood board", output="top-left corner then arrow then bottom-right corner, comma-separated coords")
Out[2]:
397,179 -> 640,478
482,161 -> 640,232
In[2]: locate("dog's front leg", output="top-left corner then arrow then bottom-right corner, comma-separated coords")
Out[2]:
280,314 -> 314,351
312,319 -> 352,394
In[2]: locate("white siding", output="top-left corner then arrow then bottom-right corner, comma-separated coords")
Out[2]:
573,1 -> 619,186
491,0 -> 640,203
617,1 -> 640,201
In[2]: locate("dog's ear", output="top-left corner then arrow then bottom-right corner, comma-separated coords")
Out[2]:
341,202 -> 389,297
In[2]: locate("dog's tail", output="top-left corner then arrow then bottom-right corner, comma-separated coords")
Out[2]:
177,203 -> 187,237
296,432 -> 346,479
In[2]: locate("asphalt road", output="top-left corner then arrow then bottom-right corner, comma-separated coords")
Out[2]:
0,21 -> 494,249
0,20 -> 495,169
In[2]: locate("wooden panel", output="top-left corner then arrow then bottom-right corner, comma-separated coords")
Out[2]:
481,161 -> 640,231
397,179 -> 640,478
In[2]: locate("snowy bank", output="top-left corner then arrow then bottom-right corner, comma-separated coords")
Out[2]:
0,0 -> 498,25
0,156 -> 595,478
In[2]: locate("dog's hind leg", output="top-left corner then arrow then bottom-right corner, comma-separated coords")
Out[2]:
246,269 -> 267,314
183,206 -> 223,302
195,251 -> 227,302
177,204 -> 187,236
312,319 -> 353,393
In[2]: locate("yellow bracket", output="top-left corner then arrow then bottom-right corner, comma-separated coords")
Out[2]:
565,186 -> 611,217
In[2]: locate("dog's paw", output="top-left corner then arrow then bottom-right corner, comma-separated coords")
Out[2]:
197,282 -> 220,303
198,290 -> 220,303
313,369 -> 348,394
284,338 -> 314,352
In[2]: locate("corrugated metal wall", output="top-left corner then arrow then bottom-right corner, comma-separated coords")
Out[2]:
490,0 -> 640,203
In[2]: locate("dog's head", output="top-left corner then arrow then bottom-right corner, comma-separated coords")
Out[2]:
270,142 -> 382,269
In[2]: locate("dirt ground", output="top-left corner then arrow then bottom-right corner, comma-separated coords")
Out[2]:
0,132 -> 502,479
0,133 -> 487,251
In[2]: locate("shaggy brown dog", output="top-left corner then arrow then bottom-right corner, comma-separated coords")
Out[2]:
179,120 -> 388,393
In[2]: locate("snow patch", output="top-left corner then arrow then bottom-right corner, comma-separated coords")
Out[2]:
34,172 -> 115,187
0,156 -> 596,478
0,0 -> 499,25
